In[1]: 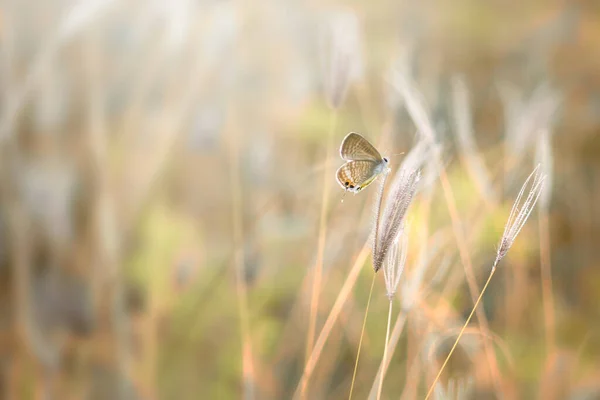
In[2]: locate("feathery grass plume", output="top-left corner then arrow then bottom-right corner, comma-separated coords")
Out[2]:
387,71 -> 448,189
451,75 -> 497,205
498,81 -> 560,176
495,164 -> 546,266
425,164 -> 547,400
371,171 -> 389,267
383,42 -> 417,113
383,224 -> 408,300
507,84 -> 559,159
321,9 -> 363,109
388,70 -> 437,144
372,169 -> 420,273
390,138 -> 440,191
399,139 -> 431,171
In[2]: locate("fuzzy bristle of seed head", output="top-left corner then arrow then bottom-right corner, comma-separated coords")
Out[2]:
495,164 -> 546,265
372,169 -> 420,273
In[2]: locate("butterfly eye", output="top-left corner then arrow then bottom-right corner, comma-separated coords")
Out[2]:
383,157 -> 389,163
349,184 -> 355,189
345,181 -> 349,187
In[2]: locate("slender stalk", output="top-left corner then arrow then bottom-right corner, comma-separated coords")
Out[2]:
377,300 -> 393,400
368,310 -> 408,399
348,274 -> 376,400
424,261 -> 499,400
306,111 -> 339,367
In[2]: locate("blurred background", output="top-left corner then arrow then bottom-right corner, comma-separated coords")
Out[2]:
1,0 -> 599,399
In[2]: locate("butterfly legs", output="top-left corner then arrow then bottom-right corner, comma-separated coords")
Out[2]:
340,184 -> 362,202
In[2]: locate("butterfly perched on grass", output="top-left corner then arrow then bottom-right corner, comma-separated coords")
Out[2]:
336,132 -> 390,193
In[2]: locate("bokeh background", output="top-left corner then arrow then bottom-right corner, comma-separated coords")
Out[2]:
1,0 -> 599,399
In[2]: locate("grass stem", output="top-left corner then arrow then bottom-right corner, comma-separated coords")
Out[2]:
348,273 -> 376,400
377,300 -> 393,400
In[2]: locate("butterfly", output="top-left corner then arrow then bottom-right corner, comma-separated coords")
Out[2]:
336,132 -> 390,193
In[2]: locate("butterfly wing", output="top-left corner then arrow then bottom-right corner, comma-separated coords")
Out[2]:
336,160 -> 383,193
340,132 -> 382,161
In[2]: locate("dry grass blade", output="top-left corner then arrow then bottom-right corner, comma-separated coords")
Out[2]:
305,112 -> 339,368
295,244 -> 370,399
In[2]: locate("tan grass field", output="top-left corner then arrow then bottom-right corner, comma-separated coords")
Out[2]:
0,1 -> 599,399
